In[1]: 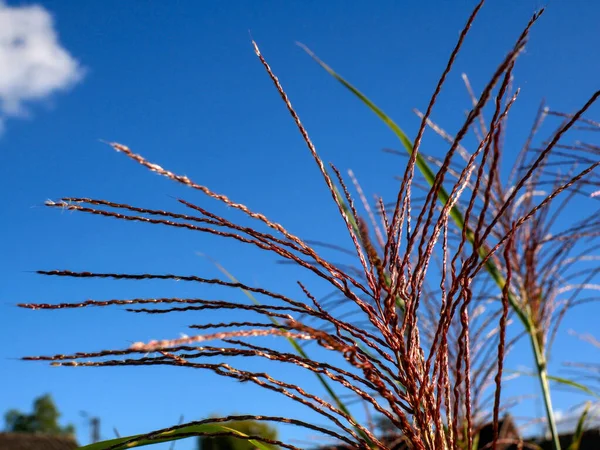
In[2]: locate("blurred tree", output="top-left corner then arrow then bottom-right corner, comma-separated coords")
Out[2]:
198,419 -> 278,450
4,394 -> 75,436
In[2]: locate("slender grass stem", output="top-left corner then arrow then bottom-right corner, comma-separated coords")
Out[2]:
529,324 -> 561,450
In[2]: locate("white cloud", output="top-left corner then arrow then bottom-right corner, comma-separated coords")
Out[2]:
0,1 -> 83,133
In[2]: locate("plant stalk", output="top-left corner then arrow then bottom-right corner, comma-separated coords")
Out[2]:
529,325 -> 561,450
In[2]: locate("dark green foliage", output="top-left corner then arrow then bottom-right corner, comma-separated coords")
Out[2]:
4,394 -> 75,436
198,420 -> 278,450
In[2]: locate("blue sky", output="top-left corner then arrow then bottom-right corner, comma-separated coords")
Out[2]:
1,0 -> 600,448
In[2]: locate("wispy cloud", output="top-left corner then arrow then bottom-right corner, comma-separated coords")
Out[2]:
0,1 -> 83,134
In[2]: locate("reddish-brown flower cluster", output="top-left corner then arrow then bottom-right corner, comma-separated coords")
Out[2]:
19,1 -> 600,449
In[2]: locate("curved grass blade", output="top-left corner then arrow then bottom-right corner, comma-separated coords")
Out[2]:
547,376 -> 600,399
79,423 -> 274,450
298,44 -> 445,215
508,370 -> 600,399
567,402 -> 591,450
